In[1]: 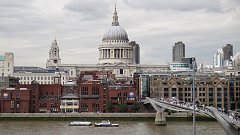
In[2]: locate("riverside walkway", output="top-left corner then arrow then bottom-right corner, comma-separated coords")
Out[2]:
144,97 -> 240,135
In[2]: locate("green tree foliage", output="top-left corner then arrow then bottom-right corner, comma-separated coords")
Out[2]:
106,102 -> 114,112
131,103 -> 141,113
119,104 -> 128,112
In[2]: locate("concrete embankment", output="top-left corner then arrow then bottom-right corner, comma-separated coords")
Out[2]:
0,112 -> 215,121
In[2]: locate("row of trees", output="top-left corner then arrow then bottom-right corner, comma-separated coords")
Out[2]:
106,102 -> 141,113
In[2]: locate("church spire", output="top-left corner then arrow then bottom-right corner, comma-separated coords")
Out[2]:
52,37 -> 58,47
112,4 -> 119,26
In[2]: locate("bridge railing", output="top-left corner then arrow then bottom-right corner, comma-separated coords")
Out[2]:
148,97 -> 240,127
217,109 -> 240,127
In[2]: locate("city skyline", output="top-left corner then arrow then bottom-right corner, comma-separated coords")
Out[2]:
0,0 -> 240,67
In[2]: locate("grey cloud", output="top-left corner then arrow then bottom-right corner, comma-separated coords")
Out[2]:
0,0 -> 239,67
0,1 -> 51,34
123,0 -> 233,12
64,0 -> 111,20
0,0 -> 34,8
0,0 -> 35,18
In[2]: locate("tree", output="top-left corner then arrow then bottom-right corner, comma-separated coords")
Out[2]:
119,104 -> 128,112
131,103 -> 141,113
106,102 -> 114,112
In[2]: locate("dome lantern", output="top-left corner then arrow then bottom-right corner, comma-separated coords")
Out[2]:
102,5 -> 129,42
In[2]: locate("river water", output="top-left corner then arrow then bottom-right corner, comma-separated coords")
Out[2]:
0,121 -> 226,135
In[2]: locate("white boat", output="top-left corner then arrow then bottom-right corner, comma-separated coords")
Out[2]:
69,121 -> 92,126
94,120 -> 119,127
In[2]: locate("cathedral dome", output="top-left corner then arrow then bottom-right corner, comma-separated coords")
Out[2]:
102,26 -> 128,41
102,5 -> 129,42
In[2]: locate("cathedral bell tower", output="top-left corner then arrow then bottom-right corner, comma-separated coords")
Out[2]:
46,38 -> 61,68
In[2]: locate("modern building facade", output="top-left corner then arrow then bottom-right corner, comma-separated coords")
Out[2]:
172,41 -> 185,62
233,52 -> 240,66
170,42 -> 195,71
213,49 -> 224,68
213,44 -> 233,68
222,44 -> 233,61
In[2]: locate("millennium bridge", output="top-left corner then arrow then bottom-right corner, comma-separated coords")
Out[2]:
143,97 -> 240,135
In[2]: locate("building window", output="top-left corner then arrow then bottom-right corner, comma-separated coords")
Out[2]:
118,92 -> 121,97
11,100 -> 14,109
120,69 -> 123,74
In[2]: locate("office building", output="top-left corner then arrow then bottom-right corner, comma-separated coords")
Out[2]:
172,41 -> 185,62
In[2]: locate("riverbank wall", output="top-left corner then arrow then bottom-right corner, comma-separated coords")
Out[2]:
0,112 -> 215,121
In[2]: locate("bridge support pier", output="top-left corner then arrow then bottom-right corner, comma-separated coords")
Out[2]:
155,111 -> 166,126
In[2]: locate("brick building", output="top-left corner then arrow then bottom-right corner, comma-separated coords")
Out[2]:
108,85 -> 136,112
0,71 -> 137,113
78,71 -> 109,113
137,72 -> 240,110
1,88 -> 31,113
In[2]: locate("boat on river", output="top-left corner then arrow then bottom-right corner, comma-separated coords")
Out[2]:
69,121 -> 92,126
94,120 -> 119,127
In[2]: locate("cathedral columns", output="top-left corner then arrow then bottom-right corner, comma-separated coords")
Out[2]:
130,49 -> 132,58
108,49 -> 110,58
107,49 -> 109,58
125,49 -> 127,58
117,49 -> 119,58
120,49 -> 122,58
102,50 -> 104,58
119,49 -> 121,58
103,49 -> 107,58
105,49 -> 108,58
114,49 -> 116,58
122,49 -> 124,58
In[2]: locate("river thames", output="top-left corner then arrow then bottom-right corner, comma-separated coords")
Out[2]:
0,121 -> 226,135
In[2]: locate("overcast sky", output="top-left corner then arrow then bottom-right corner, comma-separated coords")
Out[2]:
0,0 -> 240,68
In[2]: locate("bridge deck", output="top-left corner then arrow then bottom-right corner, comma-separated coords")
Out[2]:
145,97 -> 240,135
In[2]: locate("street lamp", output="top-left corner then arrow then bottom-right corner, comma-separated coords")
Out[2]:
192,57 -> 196,135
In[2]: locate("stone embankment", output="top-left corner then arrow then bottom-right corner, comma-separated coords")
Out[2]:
0,112 -> 213,121
0,112 -> 189,118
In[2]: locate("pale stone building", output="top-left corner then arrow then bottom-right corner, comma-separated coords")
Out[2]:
46,6 -> 169,83
0,52 -> 14,77
13,72 -> 69,85
46,39 -> 61,67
